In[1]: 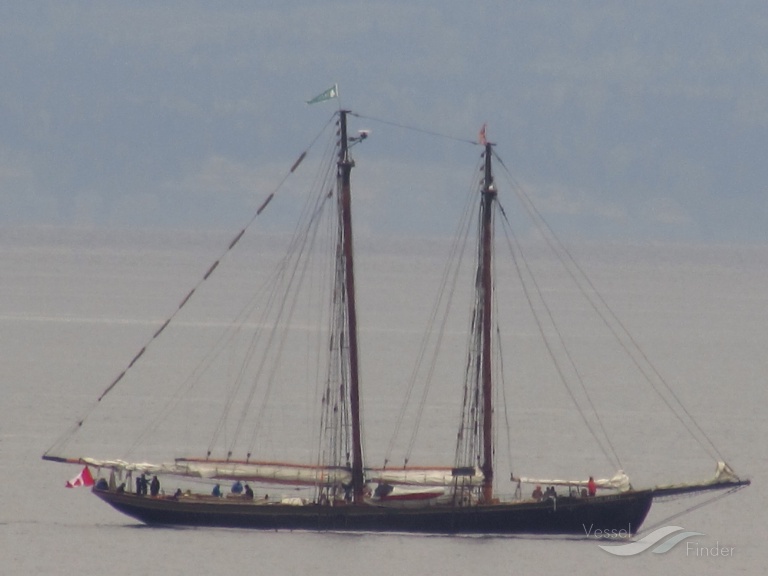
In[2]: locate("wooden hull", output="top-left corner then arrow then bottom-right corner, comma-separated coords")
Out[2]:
93,487 -> 653,535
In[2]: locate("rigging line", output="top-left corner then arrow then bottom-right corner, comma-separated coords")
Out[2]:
496,216 -> 623,470
131,160 -> 338,459
239,193 -> 329,451
490,216 -> 514,475
382,161 -> 476,465
43,114 -> 336,458
204,206 -> 326,454
385,157 -> 481,466
208,247 -> 302,453
127,177 -> 333,458
403,194 -> 476,465
148,129 -> 337,459
205,124 -> 339,457
457,298 -> 481,466
311,135 -> 342,480
240,149 -> 339,457
209,126 -> 340,457
315,148 -> 357,475
456,171 -> 491,469
242,127 -> 340,458
126,271 -> 273,458
256,114 -> 337,215
318,199 -> 347,473
488,232 -> 504,471
335,216 -> 355,467
636,485 -> 748,537
238,200 -> 326,453
210,278 -> 282,456
320,229 -> 348,473
455,322 -> 475,467
498,208 -> 620,469
349,112 -> 481,146
494,153 -> 724,463
493,148 -> 719,459
495,322 -> 515,478
311,188 -> 337,476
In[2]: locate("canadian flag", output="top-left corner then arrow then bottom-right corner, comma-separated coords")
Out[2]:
66,466 -> 95,488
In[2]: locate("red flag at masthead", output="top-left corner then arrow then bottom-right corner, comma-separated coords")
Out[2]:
478,123 -> 488,146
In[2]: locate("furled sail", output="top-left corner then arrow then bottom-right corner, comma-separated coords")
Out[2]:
367,467 -> 485,487
61,457 -> 353,487
512,470 -> 632,492
174,459 -> 353,486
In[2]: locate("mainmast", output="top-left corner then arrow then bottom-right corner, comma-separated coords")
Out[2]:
480,142 -> 496,502
337,110 -> 365,504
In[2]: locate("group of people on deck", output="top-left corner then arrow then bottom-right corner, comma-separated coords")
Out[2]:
211,481 -> 255,500
98,472 -> 263,501
531,485 -> 556,501
123,474 -> 257,500
531,476 -> 597,501
134,473 -> 161,497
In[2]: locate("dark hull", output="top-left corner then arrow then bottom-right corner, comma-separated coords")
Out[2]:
93,488 -> 653,535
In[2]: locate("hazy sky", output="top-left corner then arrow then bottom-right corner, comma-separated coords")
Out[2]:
2,1 -> 767,243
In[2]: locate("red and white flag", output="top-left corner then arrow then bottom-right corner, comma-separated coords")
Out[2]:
66,466 -> 95,488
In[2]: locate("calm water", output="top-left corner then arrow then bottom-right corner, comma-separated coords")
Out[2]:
0,227 -> 764,575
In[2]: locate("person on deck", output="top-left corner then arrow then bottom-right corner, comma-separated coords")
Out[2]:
136,474 -> 147,496
244,484 -> 254,500
212,484 -> 221,497
231,480 -> 243,494
532,485 -> 543,501
150,475 -> 160,497
587,476 -> 597,497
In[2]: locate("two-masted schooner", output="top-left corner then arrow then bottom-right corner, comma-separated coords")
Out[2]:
44,108 -> 749,534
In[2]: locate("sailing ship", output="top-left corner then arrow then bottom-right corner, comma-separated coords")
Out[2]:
44,108 -> 749,534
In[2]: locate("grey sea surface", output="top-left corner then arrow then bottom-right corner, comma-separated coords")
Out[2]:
0,227 -> 764,575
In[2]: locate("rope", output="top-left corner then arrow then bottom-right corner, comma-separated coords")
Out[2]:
494,149 -> 724,463
43,113 -> 337,459
496,322 -> 516,479
350,112 -> 481,146
382,155 -> 481,468
498,207 -> 621,469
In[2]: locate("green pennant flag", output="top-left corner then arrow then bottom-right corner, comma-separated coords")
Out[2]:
306,84 -> 338,105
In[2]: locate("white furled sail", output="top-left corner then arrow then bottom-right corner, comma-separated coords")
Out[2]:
367,467 -> 485,487
173,459 -> 353,486
75,457 -> 352,487
513,470 -> 632,492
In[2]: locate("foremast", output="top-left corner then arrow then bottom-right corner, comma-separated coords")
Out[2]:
337,110 -> 365,504
453,141 -> 497,503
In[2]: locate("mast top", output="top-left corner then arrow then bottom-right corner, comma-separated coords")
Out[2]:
338,110 -> 354,166
482,143 -> 497,197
